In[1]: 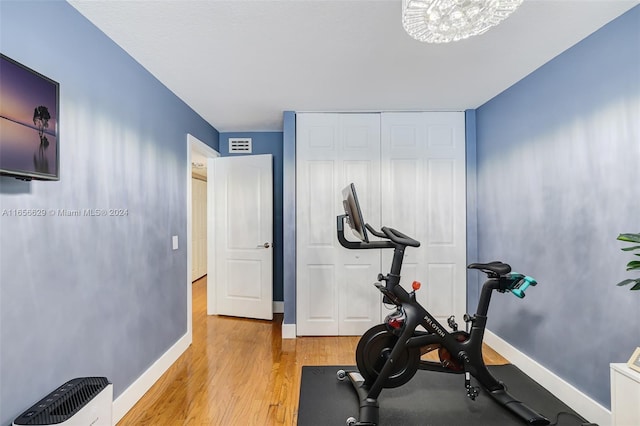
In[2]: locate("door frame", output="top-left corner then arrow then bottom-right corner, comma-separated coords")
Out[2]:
186,134 -> 219,342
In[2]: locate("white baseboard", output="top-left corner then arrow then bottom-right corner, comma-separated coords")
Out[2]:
282,323 -> 297,339
111,332 -> 191,424
484,329 -> 611,426
273,301 -> 284,314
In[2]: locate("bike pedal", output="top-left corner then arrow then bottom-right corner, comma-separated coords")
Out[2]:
466,385 -> 479,400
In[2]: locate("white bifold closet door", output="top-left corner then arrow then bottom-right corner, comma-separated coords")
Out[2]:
296,112 -> 466,336
296,113 -> 382,336
380,112 -> 467,328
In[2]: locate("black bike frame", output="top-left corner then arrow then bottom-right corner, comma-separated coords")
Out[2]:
337,215 -> 550,426
362,239 -> 505,399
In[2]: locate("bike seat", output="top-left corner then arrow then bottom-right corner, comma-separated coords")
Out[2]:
467,261 -> 511,276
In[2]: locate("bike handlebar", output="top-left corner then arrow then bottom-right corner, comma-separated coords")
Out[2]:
336,216 -> 394,250
365,222 -> 420,247
365,223 -> 385,239
337,215 -> 420,249
381,226 -> 420,248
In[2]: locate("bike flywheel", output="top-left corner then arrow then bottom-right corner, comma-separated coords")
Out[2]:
355,324 -> 420,388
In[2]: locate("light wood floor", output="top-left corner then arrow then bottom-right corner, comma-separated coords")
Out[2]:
117,277 -> 508,425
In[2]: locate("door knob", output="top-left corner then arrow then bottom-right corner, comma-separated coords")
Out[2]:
257,242 -> 271,248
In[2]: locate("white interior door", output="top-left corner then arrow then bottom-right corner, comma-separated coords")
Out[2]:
213,154 -> 273,320
296,113 -> 381,335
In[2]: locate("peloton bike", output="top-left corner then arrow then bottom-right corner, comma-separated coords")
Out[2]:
336,183 -> 550,426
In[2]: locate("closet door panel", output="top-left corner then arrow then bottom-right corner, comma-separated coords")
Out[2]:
388,158 -> 420,239
381,112 -> 466,326
426,263 -> 457,318
306,160 -> 336,247
297,113 -> 381,335
297,156 -> 339,335
306,265 -> 336,321
427,159 -> 456,245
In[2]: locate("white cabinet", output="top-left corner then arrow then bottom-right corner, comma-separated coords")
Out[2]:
610,363 -> 640,426
296,112 -> 466,336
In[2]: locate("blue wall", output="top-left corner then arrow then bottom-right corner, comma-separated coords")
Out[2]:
218,132 -> 284,301
465,109 -> 480,310
0,2 -> 219,424
282,111 -> 296,324
475,6 -> 640,408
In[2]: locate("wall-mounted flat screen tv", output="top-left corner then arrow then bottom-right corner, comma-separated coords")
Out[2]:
0,54 -> 60,181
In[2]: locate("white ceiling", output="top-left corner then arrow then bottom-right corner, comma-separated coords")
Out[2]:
68,0 -> 638,133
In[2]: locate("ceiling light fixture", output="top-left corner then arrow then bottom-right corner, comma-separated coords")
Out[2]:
402,0 -> 523,43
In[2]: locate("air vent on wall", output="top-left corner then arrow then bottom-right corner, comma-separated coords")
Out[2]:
229,138 -> 252,154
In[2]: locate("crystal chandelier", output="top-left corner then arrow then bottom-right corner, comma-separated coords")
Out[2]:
402,0 -> 523,43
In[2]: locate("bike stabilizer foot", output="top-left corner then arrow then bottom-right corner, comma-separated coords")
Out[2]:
489,388 -> 550,425
341,371 -> 379,426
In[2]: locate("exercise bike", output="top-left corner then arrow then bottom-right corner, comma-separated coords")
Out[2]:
336,183 -> 550,426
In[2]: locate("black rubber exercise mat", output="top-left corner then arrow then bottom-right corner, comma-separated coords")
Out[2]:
297,365 -> 593,426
